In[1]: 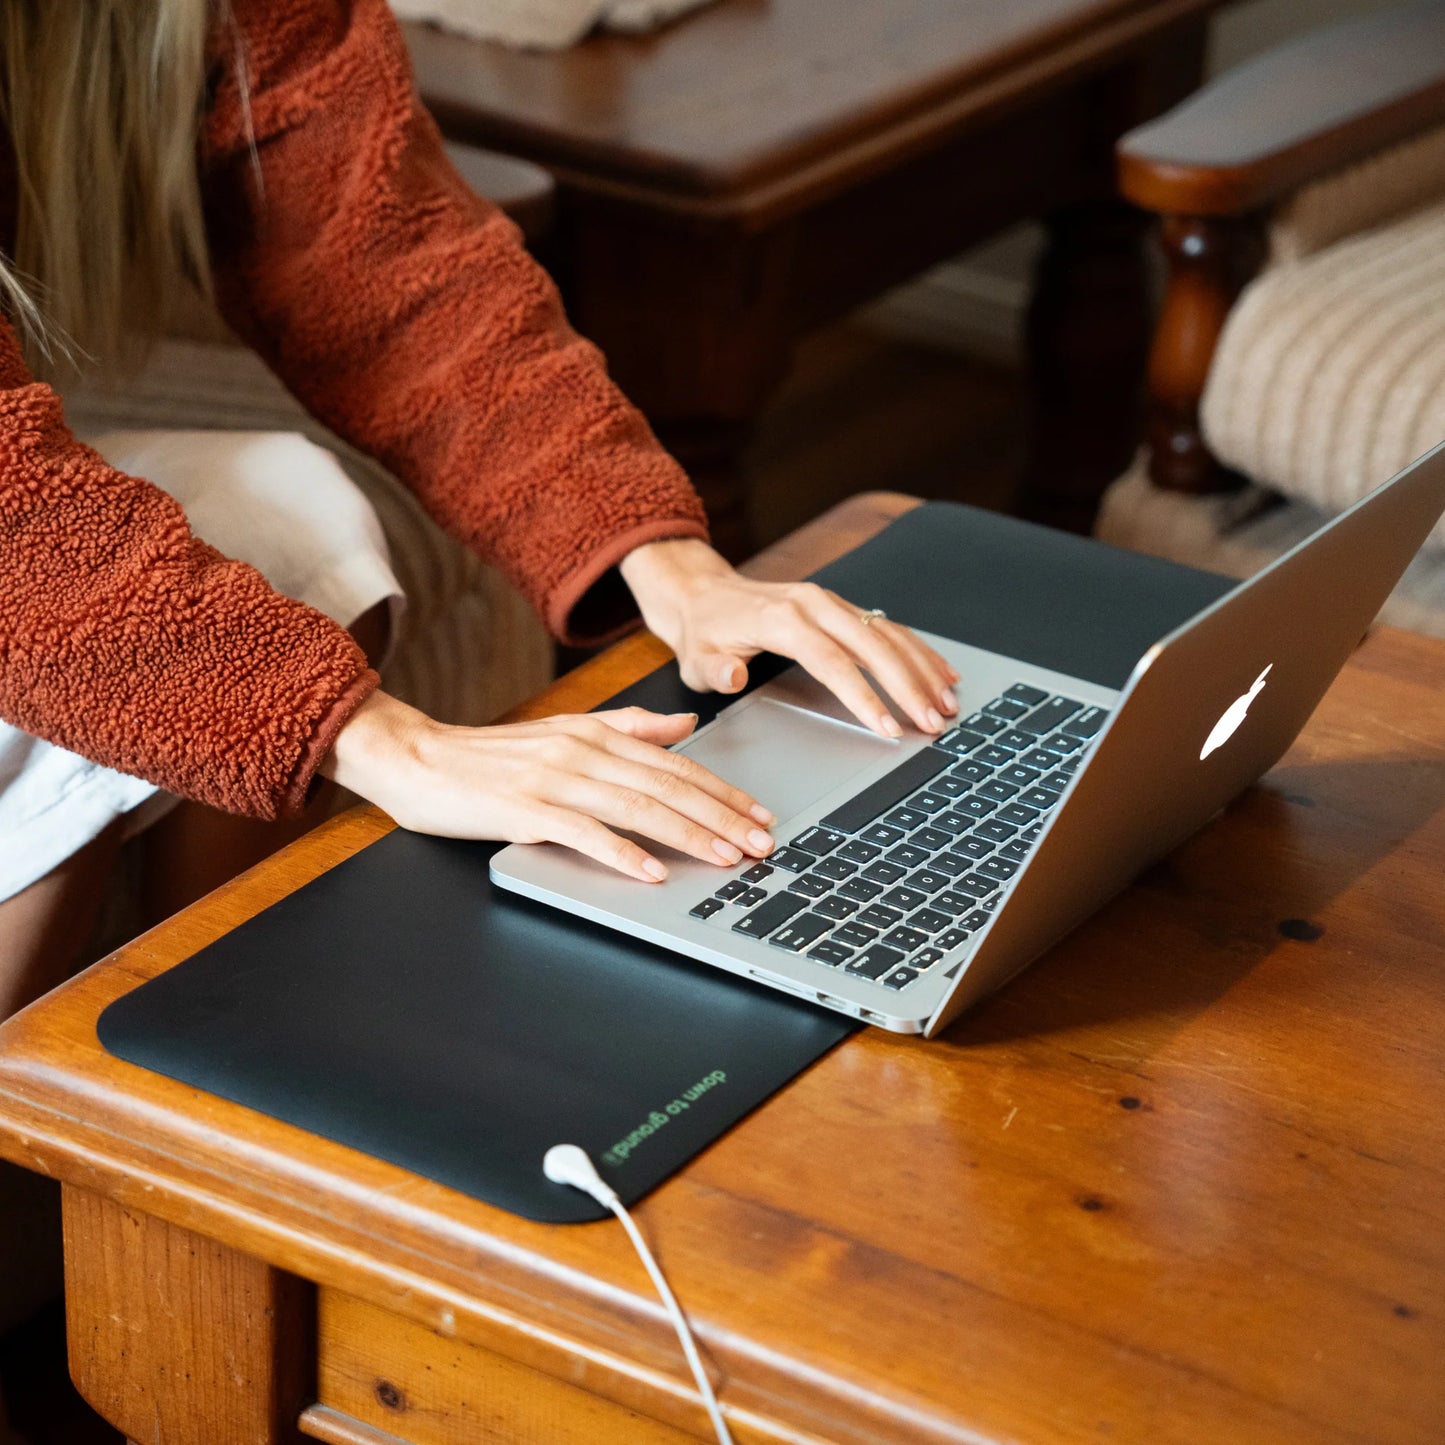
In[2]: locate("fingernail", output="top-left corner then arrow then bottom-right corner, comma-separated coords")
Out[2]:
881,714 -> 903,738
713,839 -> 744,865
674,711 -> 699,723
643,857 -> 668,880
926,708 -> 944,732
749,803 -> 776,825
722,664 -> 744,690
747,828 -> 774,853
939,689 -> 958,714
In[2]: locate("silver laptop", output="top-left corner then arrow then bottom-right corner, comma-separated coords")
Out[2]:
492,444 -> 1445,1037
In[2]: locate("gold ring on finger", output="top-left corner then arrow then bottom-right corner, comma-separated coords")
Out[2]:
858,608 -> 886,628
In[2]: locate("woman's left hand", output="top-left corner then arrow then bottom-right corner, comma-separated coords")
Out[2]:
619,538 -> 960,740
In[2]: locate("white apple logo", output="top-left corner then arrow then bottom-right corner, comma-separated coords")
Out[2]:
1200,664 -> 1272,760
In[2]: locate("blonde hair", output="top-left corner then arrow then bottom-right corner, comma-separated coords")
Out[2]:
0,0 -> 213,376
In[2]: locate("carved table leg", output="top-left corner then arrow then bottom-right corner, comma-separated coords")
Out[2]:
1020,197 -> 1154,533
62,1187 -> 313,1445
562,197 -> 802,561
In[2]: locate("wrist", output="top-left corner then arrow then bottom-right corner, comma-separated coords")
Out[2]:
619,537 -> 732,632
321,689 -> 434,807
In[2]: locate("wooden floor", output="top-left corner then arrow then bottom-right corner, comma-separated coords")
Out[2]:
0,320 -> 1022,1445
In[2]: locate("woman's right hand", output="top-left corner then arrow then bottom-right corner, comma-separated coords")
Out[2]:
322,691 -> 776,882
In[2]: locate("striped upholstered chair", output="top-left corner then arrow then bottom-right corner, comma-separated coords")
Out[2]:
1095,2 -> 1445,636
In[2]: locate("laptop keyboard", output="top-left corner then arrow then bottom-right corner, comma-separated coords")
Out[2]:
687,683 -> 1109,995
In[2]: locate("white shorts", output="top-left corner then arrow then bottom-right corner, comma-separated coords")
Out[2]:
0,430 -> 405,904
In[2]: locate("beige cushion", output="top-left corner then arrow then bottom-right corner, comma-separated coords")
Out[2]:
62,339 -> 554,726
1200,197 -> 1445,552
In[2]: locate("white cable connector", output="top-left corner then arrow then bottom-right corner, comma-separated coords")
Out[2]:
543,1144 -> 735,1445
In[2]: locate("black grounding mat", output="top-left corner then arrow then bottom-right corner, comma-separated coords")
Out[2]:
98,503 -> 1234,1222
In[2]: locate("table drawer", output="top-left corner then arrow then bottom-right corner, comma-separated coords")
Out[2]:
310,1288 -> 698,1445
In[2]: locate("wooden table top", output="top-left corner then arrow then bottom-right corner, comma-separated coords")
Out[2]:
404,0 -> 1225,214
1,495 -> 1442,1443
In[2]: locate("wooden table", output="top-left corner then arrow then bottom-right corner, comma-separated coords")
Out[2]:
404,0 -> 1234,549
1,493 -> 1443,1444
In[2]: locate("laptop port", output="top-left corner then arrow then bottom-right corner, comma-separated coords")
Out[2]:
815,992 -> 843,1008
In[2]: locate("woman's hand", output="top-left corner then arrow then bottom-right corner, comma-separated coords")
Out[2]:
323,691 -> 776,882
619,537 -> 960,738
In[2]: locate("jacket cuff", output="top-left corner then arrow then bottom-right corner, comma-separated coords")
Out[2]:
278,667 -> 382,818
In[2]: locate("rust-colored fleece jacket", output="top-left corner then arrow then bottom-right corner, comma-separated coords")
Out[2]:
0,0 -> 707,822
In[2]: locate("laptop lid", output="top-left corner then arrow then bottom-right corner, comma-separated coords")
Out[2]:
928,441 -> 1445,1035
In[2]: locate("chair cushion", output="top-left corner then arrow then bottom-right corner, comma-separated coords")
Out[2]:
1200,199 -> 1445,552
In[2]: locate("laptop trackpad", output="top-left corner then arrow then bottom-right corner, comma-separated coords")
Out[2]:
676,689 -> 901,826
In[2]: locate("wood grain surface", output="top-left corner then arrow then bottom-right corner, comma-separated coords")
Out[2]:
0,494 -> 1441,1443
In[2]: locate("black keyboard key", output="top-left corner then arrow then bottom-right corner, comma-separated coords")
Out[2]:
815,894 -> 859,921
861,860 -> 908,885
769,846 -> 817,873
1061,705 -> 1109,739
689,898 -> 725,920
770,912 -> 833,952
976,779 -> 1018,803
933,891 -> 973,916
934,728 -> 988,756
812,856 -> 857,881
839,877 -> 884,903
974,819 -> 1016,843
910,826 -> 952,852
880,886 -> 927,912
859,823 -> 906,848
834,921 -> 880,949
1020,748 -> 1063,772
982,894 -> 1001,912
995,730 -> 1036,752
910,791 -> 948,814
960,873 -> 1002,897
998,763 -> 1041,789
807,939 -> 854,967
954,794 -> 997,820
847,946 -> 904,980
884,843 -> 930,868
1021,828 -> 1042,848
884,806 -> 929,831
1041,771 -> 1073,793
973,744 -> 1014,768
979,856 -> 1018,881
792,826 -> 845,855
857,904 -> 904,930
1000,840 -> 1030,861
837,838 -> 881,865
933,809 -> 974,835
1042,730 -> 1084,755
714,880 -> 748,901
1019,696 -> 1083,735
910,947 -> 945,969
962,711 -> 1005,735
908,908 -> 952,934
982,697 -> 1030,722
739,886 -> 769,907
949,761 -> 991,784
1005,682 -> 1049,707
962,909 -> 993,931
932,852 -> 973,877
821,747 -> 953,833
882,967 -> 919,990
741,863 -> 774,884
906,868 -> 951,894
1018,787 -> 1062,811
883,927 -> 930,952
1059,755 -> 1082,773
937,928 -> 971,950
787,873 -> 833,899
931,775 -> 971,798
732,892 -> 806,938
997,803 -> 1040,828
950,836 -> 995,860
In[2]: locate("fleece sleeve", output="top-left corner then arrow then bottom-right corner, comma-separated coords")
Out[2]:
0,322 -> 378,820
202,0 -> 709,647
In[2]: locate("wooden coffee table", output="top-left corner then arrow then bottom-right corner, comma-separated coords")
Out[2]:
0,493 -> 1442,1444
404,0 -> 1234,550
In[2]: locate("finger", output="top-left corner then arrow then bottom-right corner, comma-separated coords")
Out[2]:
564,777 -> 766,868
591,707 -> 699,745
874,618 -> 960,712
596,726 -> 776,826
677,648 -> 747,694
773,621 -> 898,739
567,749 -> 774,858
816,600 -> 950,734
535,804 -> 670,882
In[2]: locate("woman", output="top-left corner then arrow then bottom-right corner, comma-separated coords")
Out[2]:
0,0 -> 958,1022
